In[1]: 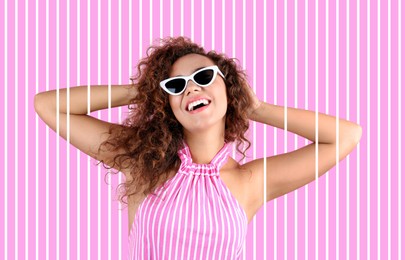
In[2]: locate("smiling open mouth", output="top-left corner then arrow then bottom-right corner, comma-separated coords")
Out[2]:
187,99 -> 211,111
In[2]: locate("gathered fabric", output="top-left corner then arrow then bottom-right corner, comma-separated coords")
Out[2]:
128,142 -> 248,260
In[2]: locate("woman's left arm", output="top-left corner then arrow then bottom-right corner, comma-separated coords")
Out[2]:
249,101 -> 362,148
245,99 -> 362,208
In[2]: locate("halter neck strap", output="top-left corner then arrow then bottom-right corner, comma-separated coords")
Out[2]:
177,142 -> 230,176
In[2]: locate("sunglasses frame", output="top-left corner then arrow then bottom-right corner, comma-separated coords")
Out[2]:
159,65 -> 225,96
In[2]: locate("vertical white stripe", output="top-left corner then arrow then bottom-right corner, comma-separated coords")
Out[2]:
87,1 -> 91,259
366,0 -> 371,257
284,1 -> 288,143
325,0 -> 330,258
356,0 -> 361,259
294,0 -> 298,258
232,0 -> 235,59
304,0 -> 309,259
46,0 -> 50,259
335,0 -> 340,258
253,0 -> 257,149
284,0 -> 289,258
139,0 -> 142,58
66,1 -> 71,259
128,0 -> 132,97
305,1 -> 308,111
211,0 -> 215,49
170,0 -> 173,37
118,1 -> 122,259
346,0 -> 350,259
97,1 -> 101,259
274,0 -> 278,258
315,0 -> 320,258
181,0 -> 184,36
201,0 -> 204,45
56,0 -> 61,258
273,201 -> 277,260
251,2 -> 258,256
387,0 -> 391,259
24,0 -> 29,258
76,0 -> 80,259
231,4 -> 236,162
238,0 -> 246,154
246,0 -> 252,260
260,0 -> 267,258
222,0 -> 225,51
242,0 -> 246,186
377,0 -> 381,258
45,0 -> 49,260
76,152 -> 80,260
35,0 -> 40,258
14,0 -> 19,258
3,0 -> 8,259
107,1 -> 112,260
133,2 -> 143,255
398,1 -> 402,259
191,0 -> 194,41
242,0 -> 245,68
160,0 -> 163,39
149,0 -> 152,44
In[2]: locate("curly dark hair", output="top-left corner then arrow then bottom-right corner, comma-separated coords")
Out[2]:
100,36 -> 253,203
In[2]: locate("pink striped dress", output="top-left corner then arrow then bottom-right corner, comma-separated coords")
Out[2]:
128,142 -> 248,260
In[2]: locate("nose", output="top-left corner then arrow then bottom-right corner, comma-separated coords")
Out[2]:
184,80 -> 201,95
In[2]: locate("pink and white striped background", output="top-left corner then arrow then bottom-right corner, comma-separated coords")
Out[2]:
0,0 -> 403,259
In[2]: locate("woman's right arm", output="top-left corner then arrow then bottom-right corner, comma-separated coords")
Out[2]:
34,85 -> 137,171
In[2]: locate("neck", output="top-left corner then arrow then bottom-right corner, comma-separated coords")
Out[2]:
183,127 -> 226,164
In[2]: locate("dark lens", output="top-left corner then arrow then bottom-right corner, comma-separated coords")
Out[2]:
165,78 -> 186,94
194,69 -> 214,85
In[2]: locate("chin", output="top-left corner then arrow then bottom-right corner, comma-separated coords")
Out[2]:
182,117 -> 226,134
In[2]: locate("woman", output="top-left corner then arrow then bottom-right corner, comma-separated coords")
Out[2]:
34,37 -> 362,259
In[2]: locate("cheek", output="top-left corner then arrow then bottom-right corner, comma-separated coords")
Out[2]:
218,86 -> 228,107
168,96 -> 183,121
168,96 -> 179,111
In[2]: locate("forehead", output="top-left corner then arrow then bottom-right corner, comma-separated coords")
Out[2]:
170,54 -> 215,77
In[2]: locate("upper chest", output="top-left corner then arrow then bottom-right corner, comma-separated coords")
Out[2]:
128,159 -> 257,232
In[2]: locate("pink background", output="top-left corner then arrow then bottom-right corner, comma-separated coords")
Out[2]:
1,0 -> 404,259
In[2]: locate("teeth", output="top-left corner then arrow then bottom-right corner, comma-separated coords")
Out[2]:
188,99 -> 209,111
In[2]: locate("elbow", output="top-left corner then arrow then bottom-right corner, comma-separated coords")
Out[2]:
34,92 -> 52,117
34,92 -> 47,115
340,122 -> 362,145
34,93 -> 42,114
339,124 -> 362,158
352,124 -> 363,145
346,123 -> 362,148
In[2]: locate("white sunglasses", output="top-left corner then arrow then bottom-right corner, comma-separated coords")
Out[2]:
159,65 -> 225,95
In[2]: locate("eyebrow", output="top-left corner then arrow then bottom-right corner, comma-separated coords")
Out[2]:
173,66 -> 206,77
193,66 -> 205,72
